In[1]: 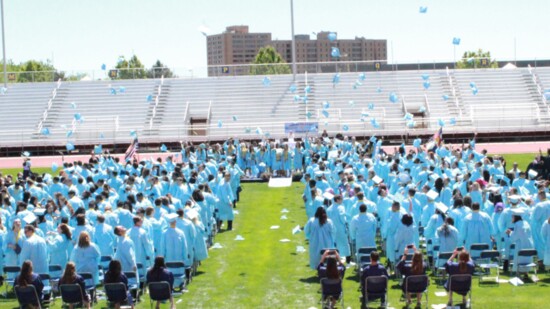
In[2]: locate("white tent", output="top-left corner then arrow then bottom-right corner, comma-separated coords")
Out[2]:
502,63 -> 517,70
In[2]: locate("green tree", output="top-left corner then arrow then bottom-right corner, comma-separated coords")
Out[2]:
147,60 -> 175,78
17,60 -> 57,82
457,49 -> 498,69
249,46 -> 291,75
115,55 -> 147,79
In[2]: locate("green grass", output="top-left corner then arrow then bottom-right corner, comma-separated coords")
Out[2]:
501,153 -> 537,172
0,167 -> 56,179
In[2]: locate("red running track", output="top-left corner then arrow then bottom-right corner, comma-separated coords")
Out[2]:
0,141 -> 547,169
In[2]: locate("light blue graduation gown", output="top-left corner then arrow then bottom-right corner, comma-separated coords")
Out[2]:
304,218 -> 335,269
20,234 -> 49,274
128,226 -> 154,269
47,233 -> 71,267
509,220 -> 534,272
159,227 -> 189,264
114,236 -> 137,273
3,230 -> 23,266
383,210 -> 403,262
349,213 -> 377,252
435,225 -> 459,253
541,221 -> 550,266
93,223 -> 115,256
176,218 -> 197,266
326,204 -> 350,257
394,224 -> 416,258
459,212 -> 494,254
193,221 -> 209,262
216,180 -> 235,221
529,200 -> 550,258
70,243 -> 101,285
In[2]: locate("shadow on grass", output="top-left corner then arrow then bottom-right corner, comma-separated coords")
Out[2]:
345,275 -> 360,283
299,275 -> 320,284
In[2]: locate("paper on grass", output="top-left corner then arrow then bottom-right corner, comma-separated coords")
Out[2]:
434,291 -> 448,297
270,225 -> 280,229
509,277 -> 524,286
211,243 -> 223,249
269,177 -> 292,187
281,208 -> 289,213
234,235 -> 245,241
280,239 -> 290,242
296,246 -> 306,253
292,225 -> 302,234
280,215 -> 288,220
233,210 -> 239,215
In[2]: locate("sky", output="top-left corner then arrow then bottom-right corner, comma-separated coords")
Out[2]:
5,0 -> 550,77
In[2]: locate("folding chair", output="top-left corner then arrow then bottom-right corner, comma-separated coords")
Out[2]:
59,284 -> 86,308
3,266 -> 21,297
448,274 -> 472,308
49,264 -> 63,296
403,275 -> 429,308
148,281 -> 172,309
478,250 -> 501,286
363,276 -> 388,309
15,285 -> 42,309
100,256 -> 113,270
469,243 -> 490,263
359,255 -> 372,278
125,271 -> 140,302
434,252 -> 453,285
166,262 -> 186,291
356,247 -> 377,268
136,263 -> 146,284
39,273 -> 53,304
515,249 -> 538,283
80,272 -> 96,303
104,282 -> 130,308
320,278 -> 343,309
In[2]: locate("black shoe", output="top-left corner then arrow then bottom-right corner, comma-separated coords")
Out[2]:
227,221 -> 233,230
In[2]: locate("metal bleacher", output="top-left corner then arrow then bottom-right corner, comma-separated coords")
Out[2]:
1,66 -> 550,148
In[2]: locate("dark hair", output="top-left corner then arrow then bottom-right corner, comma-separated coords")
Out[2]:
59,223 -> 72,240
512,215 -> 522,224
453,198 -> 463,209
105,260 -> 122,284
325,256 -> 340,279
17,260 -> 33,287
315,207 -> 328,226
471,202 -> 480,211
458,251 -> 470,274
370,251 -> 380,262
411,252 -> 424,275
401,214 -> 413,226
435,178 -> 444,194
59,262 -> 77,285
359,204 -> 367,213
148,256 -> 167,283
76,214 -> 86,226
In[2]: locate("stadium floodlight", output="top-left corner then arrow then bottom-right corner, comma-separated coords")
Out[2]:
1,0 -> 6,88
290,0 -> 296,81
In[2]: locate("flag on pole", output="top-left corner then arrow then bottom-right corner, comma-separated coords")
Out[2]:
125,137 -> 139,162
426,127 -> 443,151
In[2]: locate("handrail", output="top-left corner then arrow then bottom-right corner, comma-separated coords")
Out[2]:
36,79 -> 62,133
148,75 -> 164,129
535,105 -> 541,123
183,101 -> 190,124
401,95 -> 407,114
424,94 -> 431,115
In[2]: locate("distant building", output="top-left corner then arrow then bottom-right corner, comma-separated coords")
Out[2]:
207,26 -> 387,76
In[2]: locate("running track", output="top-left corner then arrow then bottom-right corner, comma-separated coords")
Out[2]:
0,141 -> 548,169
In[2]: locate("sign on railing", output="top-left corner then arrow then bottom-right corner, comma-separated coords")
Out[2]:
284,122 -> 319,134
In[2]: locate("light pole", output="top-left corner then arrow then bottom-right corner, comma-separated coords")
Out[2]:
290,0 -> 297,81
1,0 -> 7,88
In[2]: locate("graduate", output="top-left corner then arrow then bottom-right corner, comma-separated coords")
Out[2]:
19,224 -> 49,275
349,204 -> 377,253
114,226 -> 138,274
326,195 -> 351,261
70,231 -> 101,285
128,216 -> 154,269
159,214 -> 190,264
304,207 -> 335,269
506,209 -> 534,273
459,202 -> 494,257
216,172 -> 235,231
46,223 -> 72,268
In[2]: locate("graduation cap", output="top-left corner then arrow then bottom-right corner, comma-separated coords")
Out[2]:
495,174 -> 510,186
427,190 -> 439,201
372,175 -> 383,184
21,151 -> 31,158
435,202 -> 448,214
185,208 -> 199,220
393,192 -> 405,203
23,213 -> 38,225
165,213 -> 178,223
511,208 -> 525,216
322,191 -> 334,200
34,208 -> 46,217
528,170 -> 538,179
508,195 -> 521,204
398,173 -> 411,184
430,173 -> 440,182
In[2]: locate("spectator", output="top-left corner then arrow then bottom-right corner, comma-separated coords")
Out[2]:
360,251 -> 389,306
59,261 -> 90,309
444,249 -> 475,306
146,257 -> 175,309
104,259 -> 134,309
15,260 -> 44,306
396,246 -> 427,307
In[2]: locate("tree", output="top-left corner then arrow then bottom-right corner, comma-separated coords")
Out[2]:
457,49 -> 498,69
115,55 -> 147,79
249,46 -> 291,75
16,60 -> 57,82
147,60 -> 175,79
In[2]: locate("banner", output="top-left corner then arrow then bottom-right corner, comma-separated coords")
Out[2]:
284,122 -> 318,134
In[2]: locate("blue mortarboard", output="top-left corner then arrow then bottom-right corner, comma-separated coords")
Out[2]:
438,119 -> 445,127
70,102 -> 77,109
294,95 -> 300,102
354,80 -> 362,87
94,145 -> 102,154
404,113 -> 413,121
322,110 -> 329,118
160,144 -> 167,152
304,85 -> 311,93
423,81 -> 431,90
324,121 -> 329,126
449,118 -> 456,125
467,58 -> 475,64
323,101 -> 330,109
469,82 -> 476,88
328,32 -> 337,42
302,96 -> 308,104
146,94 -> 153,102
217,120 -> 223,128
66,142 -> 75,151
442,95 -> 449,101
368,103 -> 375,110
452,37 -> 461,45
166,213 -> 178,223
413,138 -> 421,148
342,124 -> 349,131
419,6 -> 428,13
0,87 -> 6,95
419,106 -> 426,113
66,130 -> 73,138
333,73 -> 340,85
23,213 -> 38,225
369,135 -> 377,143
101,64 -> 106,70
110,88 -> 117,95
289,84 -> 297,93
359,73 -> 366,81
232,115 -> 238,121
99,133 -> 105,139
262,76 -> 271,86
119,86 -> 126,93
256,127 -> 263,135
371,118 -> 380,129
41,128 -> 50,135
74,113 -> 82,121
348,100 -> 355,107
306,111 -> 312,119
376,140 -> 382,147
389,92 -> 399,103
472,87 -> 478,95
407,120 -> 416,128
244,127 -> 251,133
331,47 -> 341,58
421,74 -> 430,80
51,162 -> 58,172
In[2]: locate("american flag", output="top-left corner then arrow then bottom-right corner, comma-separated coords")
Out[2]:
124,137 -> 139,162
426,127 -> 443,151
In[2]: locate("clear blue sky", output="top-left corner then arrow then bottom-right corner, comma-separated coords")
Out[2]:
6,0 -> 550,76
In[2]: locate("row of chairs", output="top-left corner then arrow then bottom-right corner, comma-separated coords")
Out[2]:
14,280 -> 173,309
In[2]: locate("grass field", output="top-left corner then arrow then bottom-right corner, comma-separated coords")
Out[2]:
0,153 -> 547,308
